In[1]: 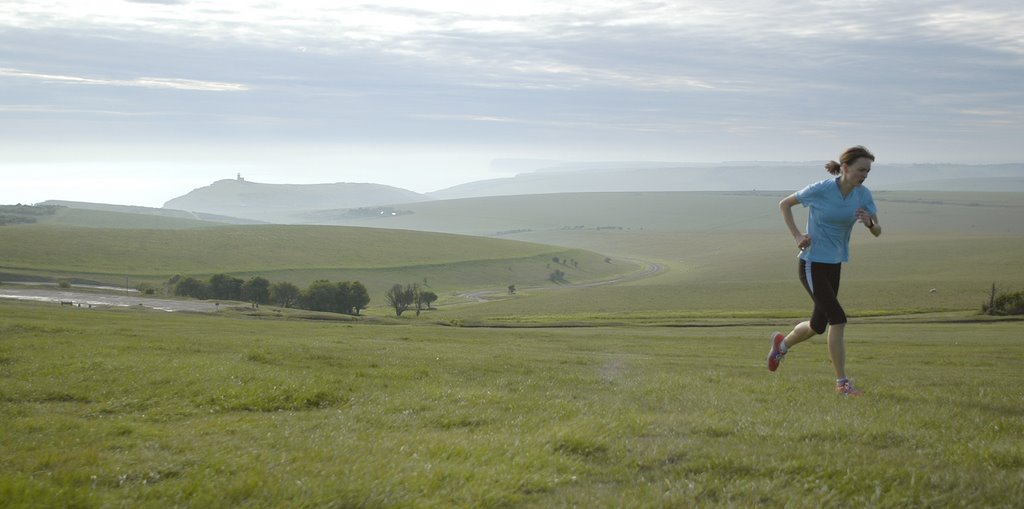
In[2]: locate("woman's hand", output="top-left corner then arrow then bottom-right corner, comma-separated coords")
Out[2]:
795,233 -> 811,251
856,208 -> 874,227
780,194 -> 810,250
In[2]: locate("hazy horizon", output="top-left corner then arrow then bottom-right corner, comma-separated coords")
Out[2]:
2,1 -> 1021,207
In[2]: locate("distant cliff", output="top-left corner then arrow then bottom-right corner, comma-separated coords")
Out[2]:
163,179 -> 429,223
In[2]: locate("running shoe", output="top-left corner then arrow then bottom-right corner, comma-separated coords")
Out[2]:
835,379 -> 863,397
767,331 -> 786,372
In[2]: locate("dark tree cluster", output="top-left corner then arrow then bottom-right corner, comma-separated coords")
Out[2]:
549,269 -> 568,284
168,274 -> 369,315
0,204 -> 61,225
299,280 -> 371,315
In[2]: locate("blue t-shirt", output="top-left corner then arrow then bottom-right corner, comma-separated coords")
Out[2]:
795,178 -> 876,263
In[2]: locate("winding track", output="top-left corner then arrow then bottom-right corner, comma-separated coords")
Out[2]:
456,258 -> 666,303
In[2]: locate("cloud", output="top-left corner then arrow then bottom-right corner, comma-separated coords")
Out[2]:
0,0 -> 1020,166
0,67 -> 248,91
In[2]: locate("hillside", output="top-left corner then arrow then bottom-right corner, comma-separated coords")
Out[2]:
39,201 -> 262,227
297,190 -> 1024,237
155,163 -> 1024,224
426,162 -> 1024,200
163,178 -> 429,223
0,223 -> 632,298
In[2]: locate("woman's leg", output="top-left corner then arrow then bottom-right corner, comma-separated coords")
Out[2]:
787,260 -> 836,349
784,320 -> 816,348
827,322 -> 847,380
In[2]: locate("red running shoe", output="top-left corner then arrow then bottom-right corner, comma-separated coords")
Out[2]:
767,331 -> 786,372
835,379 -> 863,397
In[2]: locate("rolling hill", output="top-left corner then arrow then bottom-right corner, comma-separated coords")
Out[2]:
163,178 -> 429,223
425,162 -> 1024,199
38,200 -> 262,227
153,163 -> 1024,224
0,222 -> 633,300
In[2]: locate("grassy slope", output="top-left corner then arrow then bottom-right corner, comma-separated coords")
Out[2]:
1,300 -> 1021,508
437,231 -> 1024,321
0,223 -> 632,300
3,191 -> 1022,507
307,191 -> 1024,236
425,191 -> 1024,319
41,208 -> 216,229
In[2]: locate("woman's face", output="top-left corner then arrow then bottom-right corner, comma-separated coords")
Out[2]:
842,157 -> 872,186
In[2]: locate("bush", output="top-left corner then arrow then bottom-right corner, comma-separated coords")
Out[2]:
983,288 -> 1024,316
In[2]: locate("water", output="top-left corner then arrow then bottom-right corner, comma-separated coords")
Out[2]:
0,286 -> 218,313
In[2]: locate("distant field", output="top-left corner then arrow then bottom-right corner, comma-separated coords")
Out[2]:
39,207 -> 225,229
1,300 -> 1021,507
310,191 -> 1024,237
438,230 -> 1024,321
0,223 -> 633,302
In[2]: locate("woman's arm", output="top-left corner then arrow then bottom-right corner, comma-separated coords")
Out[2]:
779,194 -> 811,250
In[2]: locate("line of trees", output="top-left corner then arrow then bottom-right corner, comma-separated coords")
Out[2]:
169,274 -> 369,315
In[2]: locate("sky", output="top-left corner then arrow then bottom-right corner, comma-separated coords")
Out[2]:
1,0 -> 1022,207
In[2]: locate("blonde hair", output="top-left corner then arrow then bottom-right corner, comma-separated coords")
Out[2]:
826,145 -> 875,175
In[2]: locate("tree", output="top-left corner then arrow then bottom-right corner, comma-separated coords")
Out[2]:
336,281 -> 353,314
385,283 -> 415,317
210,274 -> 244,301
349,281 -> 370,315
301,280 -> 338,312
173,276 -> 210,299
269,281 -> 300,308
549,269 -> 567,283
241,276 -> 271,305
420,290 -> 438,310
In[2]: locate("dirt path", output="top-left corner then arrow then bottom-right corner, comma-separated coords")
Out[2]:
456,258 -> 666,303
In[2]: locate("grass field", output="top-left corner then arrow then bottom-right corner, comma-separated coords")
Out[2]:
3,190 -> 1023,507
1,299 -> 1022,508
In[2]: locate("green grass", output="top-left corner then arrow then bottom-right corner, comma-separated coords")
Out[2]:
431,231 -> 1024,322
0,224 -> 564,274
1,299 -> 1022,508
41,207 -> 223,229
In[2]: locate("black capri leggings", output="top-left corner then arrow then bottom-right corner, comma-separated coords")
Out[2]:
798,259 -> 847,334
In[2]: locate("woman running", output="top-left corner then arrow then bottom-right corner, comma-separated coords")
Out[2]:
768,145 -> 881,397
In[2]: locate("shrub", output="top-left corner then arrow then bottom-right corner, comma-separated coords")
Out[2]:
983,288 -> 1024,316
